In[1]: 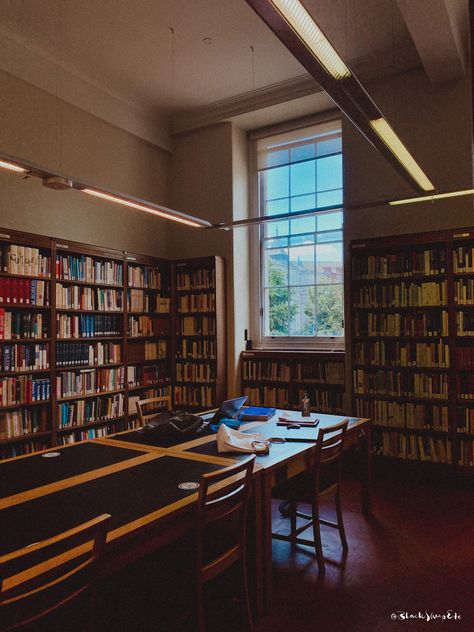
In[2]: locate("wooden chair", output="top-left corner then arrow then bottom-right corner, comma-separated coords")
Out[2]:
136,395 -> 172,425
196,454 -> 256,632
272,419 -> 349,574
0,514 -> 111,631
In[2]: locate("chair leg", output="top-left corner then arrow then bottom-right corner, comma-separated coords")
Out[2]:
239,556 -> 254,631
335,491 -> 348,551
311,501 -> 325,574
290,501 -> 297,548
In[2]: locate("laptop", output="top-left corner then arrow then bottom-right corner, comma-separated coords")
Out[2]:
208,396 -> 248,424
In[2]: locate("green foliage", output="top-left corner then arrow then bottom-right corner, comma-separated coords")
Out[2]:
267,259 -> 296,335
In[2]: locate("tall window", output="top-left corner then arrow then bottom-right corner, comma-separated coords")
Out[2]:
253,119 -> 344,346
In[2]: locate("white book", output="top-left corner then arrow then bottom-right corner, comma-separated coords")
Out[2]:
8,244 -> 18,274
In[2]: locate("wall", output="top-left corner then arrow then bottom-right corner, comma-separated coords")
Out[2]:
0,70 -> 173,257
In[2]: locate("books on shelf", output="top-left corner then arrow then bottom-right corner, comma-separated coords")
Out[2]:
127,364 -> 168,387
354,281 -> 447,308
243,385 -> 289,409
354,340 -> 449,368
0,343 -> 49,372
242,359 -> 290,383
174,384 -> 214,408
0,278 -> 49,305
55,367 -> 124,399
56,341 -> 121,367
57,392 -> 124,427
56,283 -> 123,311
176,268 -> 215,290
353,369 -> 448,399
127,340 -> 167,362
56,254 -> 123,285
0,309 -> 48,340
456,311 -> 474,336
56,313 -> 121,338
175,361 -> 215,383
453,245 -> 474,273
178,293 -> 215,313
0,245 -> 50,277
127,289 -> 170,313
0,376 -> 50,406
373,429 -> 452,463
128,316 -> 169,337
0,406 -> 48,439
355,397 -> 449,431
127,265 -> 161,289
352,248 -> 447,279
179,315 -> 215,335
177,338 -> 215,359
354,310 -> 448,337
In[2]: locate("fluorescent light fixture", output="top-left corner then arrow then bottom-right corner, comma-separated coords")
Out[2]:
269,0 -> 351,80
390,189 -> 474,206
369,118 -> 434,192
82,188 -> 209,228
0,159 -> 28,174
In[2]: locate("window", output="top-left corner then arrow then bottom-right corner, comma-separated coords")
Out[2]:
252,119 -> 344,348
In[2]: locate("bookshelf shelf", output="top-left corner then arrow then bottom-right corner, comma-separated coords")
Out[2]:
57,387 -> 126,402
56,279 -> 123,289
0,272 -> 51,281
0,400 -> 52,411
0,368 -> 51,377
0,430 -> 51,446
0,303 -> 50,310
57,416 -> 127,432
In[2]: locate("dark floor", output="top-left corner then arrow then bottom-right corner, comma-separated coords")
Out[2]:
35,472 -> 474,632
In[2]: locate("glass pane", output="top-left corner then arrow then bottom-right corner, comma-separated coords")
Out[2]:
290,143 -> 315,163
291,194 -> 316,213
266,165 -> 289,200
266,198 -> 289,216
267,148 -> 289,168
316,136 -> 342,157
317,230 -> 343,244
289,233 -> 315,246
265,220 -> 289,238
317,154 -> 342,191
265,288 -> 290,336
289,245 -> 314,285
317,211 -> 343,231
290,216 -> 315,235
264,248 -> 288,286
316,242 -> 343,284
315,285 -> 344,336
289,286 -> 315,335
264,237 -> 288,249
317,189 -> 342,209
290,161 -> 315,196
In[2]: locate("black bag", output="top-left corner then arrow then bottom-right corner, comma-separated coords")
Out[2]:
143,410 -> 203,442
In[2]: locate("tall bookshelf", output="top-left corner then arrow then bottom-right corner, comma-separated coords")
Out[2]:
350,229 -> 474,474
241,350 -> 346,414
173,256 -> 226,411
0,229 -> 52,459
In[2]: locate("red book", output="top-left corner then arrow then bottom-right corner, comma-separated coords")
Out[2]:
4,277 -> 11,303
0,307 -> 4,340
24,279 -> 30,305
11,278 -> 18,304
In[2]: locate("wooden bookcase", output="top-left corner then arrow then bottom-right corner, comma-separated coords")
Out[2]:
173,256 -> 226,411
350,228 -> 474,473
240,350 -> 346,414
0,229 -> 226,459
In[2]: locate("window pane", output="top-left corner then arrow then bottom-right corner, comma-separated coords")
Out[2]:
265,220 -> 289,238
317,154 -> 342,191
265,288 -> 290,336
290,143 -> 315,162
289,287 -> 315,335
317,136 -> 342,157
289,244 -> 314,285
290,161 -> 315,196
315,285 -> 344,336
290,217 -> 315,235
317,230 -> 343,243
291,194 -> 316,213
289,233 -> 315,246
264,237 -> 288,249
316,242 -> 343,283
267,148 -> 289,168
264,249 -> 288,286
266,165 -> 289,200
317,189 -> 342,209
266,198 -> 290,216
317,211 -> 343,231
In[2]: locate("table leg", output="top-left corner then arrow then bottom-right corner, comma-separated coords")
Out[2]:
262,473 -> 274,615
360,422 -> 373,515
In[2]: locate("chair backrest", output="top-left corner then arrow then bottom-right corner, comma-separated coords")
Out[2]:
136,395 -> 172,425
0,513 -> 111,631
313,419 -> 349,493
196,455 -> 255,583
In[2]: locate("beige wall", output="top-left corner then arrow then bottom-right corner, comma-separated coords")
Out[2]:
0,70 -> 172,257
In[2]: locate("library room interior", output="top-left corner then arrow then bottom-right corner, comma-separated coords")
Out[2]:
0,0 -> 473,631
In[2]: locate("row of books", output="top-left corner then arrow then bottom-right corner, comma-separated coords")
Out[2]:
56,284 -> 123,311
128,316 -> 169,338
242,360 -> 291,383
354,341 -> 450,368
126,364 -> 168,387
177,338 -> 215,359
454,279 -> 474,305
243,386 -> 289,408
56,342 -> 121,367
129,387 -> 171,417
0,245 -> 50,277
456,311 -> 474,336
458,440 -> 474,466
127,265 -> 162,289
56,255 -> 123,286
173,385 -> 214,407
127,340 -> 167,362
353,281 -> 447,308
455,347 -> 474,368
355,397 -> 449,431
57,393 -> 124,427
0,440 -> 48,459
296,388 -> 344,413
0,343 -> 49,372
0,278 -> 49,305
294,361 -> 345,385
373,430 -> 452,463
352,249 -> 446,279
353,369 -> 448,399
179,316 -> 216,336
457,407 -> 474,434
457,374 -> 474,399
55,368 -> 125,399
128,289 -> 170,313
453,246 -> 474,273
56,314 -> 121,338
60,425 -> 114,444
175,362 -> 216,383
0,377 -> 51,406
353,310 -> 448,338
0,406 -> 48,439
0,310 -> 48,340
176,268 -> 215,290
178,293 -> 215,313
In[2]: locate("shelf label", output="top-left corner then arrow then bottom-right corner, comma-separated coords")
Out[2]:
56,243 -> 69,248
0,233 -> 11,239
453,233 -> 471,238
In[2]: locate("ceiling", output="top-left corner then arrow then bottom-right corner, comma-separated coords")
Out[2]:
0,0 -> 469,148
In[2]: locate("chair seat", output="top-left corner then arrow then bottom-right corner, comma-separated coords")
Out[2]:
271,471 -> 334,502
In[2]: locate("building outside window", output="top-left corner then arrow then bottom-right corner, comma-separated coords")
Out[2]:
252,118 -> 344,348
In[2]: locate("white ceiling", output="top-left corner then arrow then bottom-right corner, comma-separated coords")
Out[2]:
0,0 -> 468,148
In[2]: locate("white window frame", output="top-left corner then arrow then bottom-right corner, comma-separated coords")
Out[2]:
249,114 -> 345,351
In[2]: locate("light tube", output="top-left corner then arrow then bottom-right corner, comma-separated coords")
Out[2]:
82,189 -> 209,228
270,0 -> 351,80
0,159 -> 28,174
390,189 -> 474,206
369,118 -> 434,192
